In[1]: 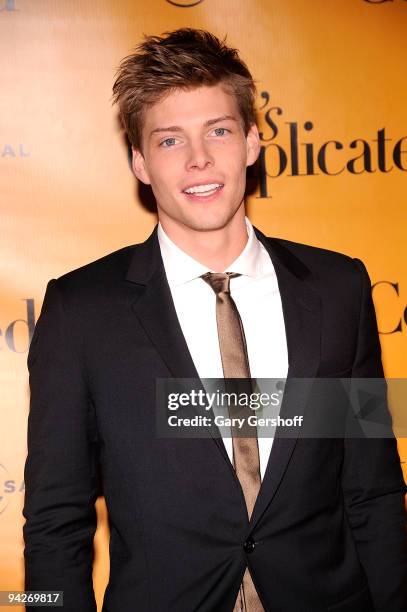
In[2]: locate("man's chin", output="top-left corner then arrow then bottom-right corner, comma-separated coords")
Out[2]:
185,220 -> 229,232
179,210 -> 241,233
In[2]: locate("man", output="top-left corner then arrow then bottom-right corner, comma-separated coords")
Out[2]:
23,28 -> 406,612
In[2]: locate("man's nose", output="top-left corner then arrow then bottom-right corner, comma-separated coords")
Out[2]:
185,141 -> 214,170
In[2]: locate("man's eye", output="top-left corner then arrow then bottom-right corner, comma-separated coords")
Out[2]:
160,137 -> 178,147
212,128 -> 230,137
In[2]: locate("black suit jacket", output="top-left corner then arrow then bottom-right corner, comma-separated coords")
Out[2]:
23,225 -> 407,612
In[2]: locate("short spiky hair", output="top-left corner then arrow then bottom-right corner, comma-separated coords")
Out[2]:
112,28 -> 257,151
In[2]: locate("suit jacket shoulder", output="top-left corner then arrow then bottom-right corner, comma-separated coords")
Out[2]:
265,235 -> 361,277
258,234 -> 369,309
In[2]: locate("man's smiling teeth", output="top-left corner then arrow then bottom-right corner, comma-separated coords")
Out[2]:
184,183 -> 223,195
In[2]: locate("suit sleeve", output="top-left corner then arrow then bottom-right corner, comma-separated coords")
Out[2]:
23,279 -> 100,612
341,258 -> 407,611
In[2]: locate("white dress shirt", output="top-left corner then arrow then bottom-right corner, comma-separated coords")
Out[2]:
157,217 -> 289,480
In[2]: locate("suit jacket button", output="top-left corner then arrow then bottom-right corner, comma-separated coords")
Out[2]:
243,537 -> 256,553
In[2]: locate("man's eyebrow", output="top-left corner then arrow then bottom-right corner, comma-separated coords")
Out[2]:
149,115 -> 238,138
204,115 -> 238,127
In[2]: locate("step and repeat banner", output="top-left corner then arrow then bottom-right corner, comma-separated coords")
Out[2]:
1,0 -> 406,608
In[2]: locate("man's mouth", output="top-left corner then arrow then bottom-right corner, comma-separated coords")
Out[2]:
182,183 -> 224,197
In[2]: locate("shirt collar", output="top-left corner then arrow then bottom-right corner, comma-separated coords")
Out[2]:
157,216 -> 264,286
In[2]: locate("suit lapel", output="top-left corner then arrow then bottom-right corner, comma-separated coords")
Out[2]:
124,224 -> 322,521
124,226 -> 233,467
248,228 -> 321,530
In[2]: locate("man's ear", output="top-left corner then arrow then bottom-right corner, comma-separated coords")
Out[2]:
132,147 -> 151,185
245,123 -> 261,167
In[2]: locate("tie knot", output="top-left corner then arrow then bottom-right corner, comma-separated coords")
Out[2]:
201,271 -> 240,295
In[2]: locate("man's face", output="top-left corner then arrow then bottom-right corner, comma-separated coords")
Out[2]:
132,83 -> 260,233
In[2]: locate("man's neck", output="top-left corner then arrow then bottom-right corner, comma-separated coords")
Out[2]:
159,210 -> 248,272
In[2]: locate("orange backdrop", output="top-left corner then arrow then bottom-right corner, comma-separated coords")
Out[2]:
1,1 -> 406,609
